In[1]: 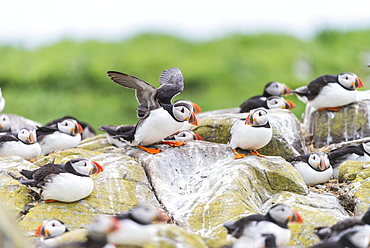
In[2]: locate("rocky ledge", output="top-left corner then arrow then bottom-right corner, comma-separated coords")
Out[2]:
0,106 -> 369,248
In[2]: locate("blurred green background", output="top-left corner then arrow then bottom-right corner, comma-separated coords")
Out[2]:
1,29 -> 370,133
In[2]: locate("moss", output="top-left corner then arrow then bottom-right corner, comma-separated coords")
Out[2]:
339,161 -> 365,181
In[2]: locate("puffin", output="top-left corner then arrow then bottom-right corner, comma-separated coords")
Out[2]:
314,206 -> 370,243
0,128 -> 41,160
223,204 -> 303,247
294,72 -> 364,111
107,205 -> 168,247
35,219 -> 69,246
286,151 -> 333,186
310,229 -> 370,248
239,96 -> 296,113
19,158 -> 104,203
229,108 -> 272,159
104,67 -> 198,154
226,233 -> 277,248
259,81 -> 293,98
44,116 -> 96,140
328,142 -> 370,178
163,130 -> 202,141
114,204 -> 169,224
36,118 -> 84,155
0,113 -> 41,133
0,88 -> 5,112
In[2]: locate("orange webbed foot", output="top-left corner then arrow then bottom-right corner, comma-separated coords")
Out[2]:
250,150 -> 265,157
138,145 -> 161,154
233,149 -> 247,159
317,107 -> 341,112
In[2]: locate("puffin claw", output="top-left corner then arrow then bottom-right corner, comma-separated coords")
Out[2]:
138,145 -> 161,154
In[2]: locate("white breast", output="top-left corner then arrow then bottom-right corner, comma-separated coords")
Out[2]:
134,108 -> 184,146
41,173 -> 94,202
293,162 -> 333,185
107,219 -> 158,246
229,120 -> 272,151
310,83 -> 358,110
39,132 -> 81,155
0,142 -> 41,160
242,221 -> 291,247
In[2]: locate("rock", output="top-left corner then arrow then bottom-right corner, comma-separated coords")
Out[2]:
193,108 -> 306,158
302,98 -> 370,149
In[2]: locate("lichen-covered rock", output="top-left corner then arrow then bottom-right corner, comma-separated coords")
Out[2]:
193,108 -> 306,158
302,99 -> 370,148
339,161 -> 370,213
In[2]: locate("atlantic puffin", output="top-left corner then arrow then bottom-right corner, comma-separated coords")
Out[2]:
260,81 -> 293,98
0,113 -> 41,133
314,206 -> 370,242
328,142 -> 370,178
239,96 -> 296,113
44,116 -> 96,140
163,130 -> 202,142
105,67 -> 198,154
223,204 -> 303,247
107,205 -> 168,247
294,72 -> 364,111
229,108 -> 272,159
20,158 -> 103,203
35,219 -> 68,246
310,228 -> 370,248
226,233 -> 277,248
286,151 -> 333,186
36,118 -> 84,155
0,128 -> 41,160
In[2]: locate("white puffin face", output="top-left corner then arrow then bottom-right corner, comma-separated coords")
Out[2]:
247,108 -> 269,126
0,114 -> 10,131
268,204 -> 302,224
70,159 -> 100,176
266,97 -> 286,109
337,73 -> 358,90
41,219 -> 67,238
265,82 -> 288,96
17,129 -> 37,144
87,215 -> 118,240
57,119 -> 80,136
130,205 -> 167,224
308,152 -> 330,171
172,103 -> 192,122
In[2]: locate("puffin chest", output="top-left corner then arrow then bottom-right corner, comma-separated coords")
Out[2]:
41,173 -> 94,202
230,121 -> 272,150
310,83 -> 357,109
134,108 -> 184,146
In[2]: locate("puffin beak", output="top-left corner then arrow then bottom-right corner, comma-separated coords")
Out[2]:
245,113 -> 253,125
76,123 -> 84,134
193,132 -> 203,140
282,85 -> 293,96
319,158 -> 326,171
90,161 -> 104,174
34,223 -> 44,237
110,217 -> 120,232
188,112 -> 198,126
154,209 -> 169,223
284,99 -> 296,110
356,77 -> 364,88
289,209 -> 304,223
28,131 -> 37,143
191,102 -> 202,114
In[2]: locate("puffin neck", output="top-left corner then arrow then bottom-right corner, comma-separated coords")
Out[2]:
265,212 -> 289,229
64,162 -> 90,177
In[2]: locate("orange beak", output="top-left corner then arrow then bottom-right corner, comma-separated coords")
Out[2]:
290,209 -> 304,223
34,223 -> 44,237
91,161 -> 104,174
357,77 -> 364,88
245,113 -> 253,125
282,85 -> 293,96
188,112 -> 198,126
284,99 -> 296,110
193,132 -> 202,140
191,102 -> 202,114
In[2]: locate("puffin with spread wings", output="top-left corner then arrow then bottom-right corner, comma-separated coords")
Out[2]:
101,67 -> 198,154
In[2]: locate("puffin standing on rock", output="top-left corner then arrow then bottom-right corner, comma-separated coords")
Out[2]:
101,67 -> 198,154
294,72 -> 364,111
223,204 -> 303,247
229,108 -> 272,159
286,151 -> 333,186
36,118 -> 84,155
20,158 -> 103,203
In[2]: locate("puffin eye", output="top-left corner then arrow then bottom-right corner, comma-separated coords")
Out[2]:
181,108 -> 185,113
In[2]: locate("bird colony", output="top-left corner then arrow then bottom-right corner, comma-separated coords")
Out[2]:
0,67 -> 369,248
